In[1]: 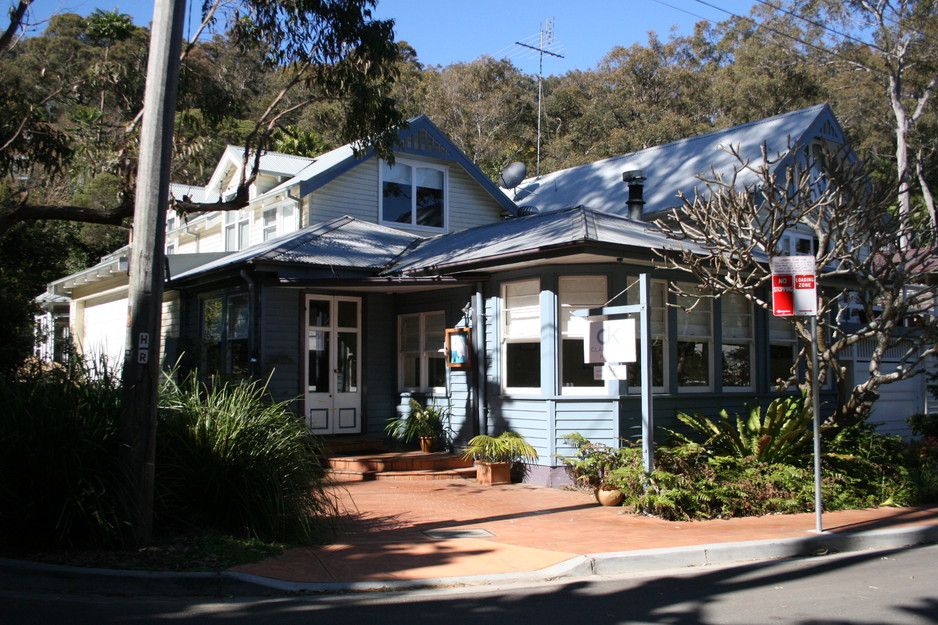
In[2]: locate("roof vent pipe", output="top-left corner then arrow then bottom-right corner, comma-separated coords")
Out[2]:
622,170 -> 646,220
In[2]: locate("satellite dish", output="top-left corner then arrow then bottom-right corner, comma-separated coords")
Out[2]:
498,161 -> 527,189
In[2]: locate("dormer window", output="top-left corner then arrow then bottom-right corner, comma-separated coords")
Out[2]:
380,159 -> 447,230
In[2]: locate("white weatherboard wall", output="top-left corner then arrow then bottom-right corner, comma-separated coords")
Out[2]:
80,294 -> 127,369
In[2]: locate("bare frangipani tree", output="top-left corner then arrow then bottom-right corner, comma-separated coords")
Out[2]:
654,142 -> 938,428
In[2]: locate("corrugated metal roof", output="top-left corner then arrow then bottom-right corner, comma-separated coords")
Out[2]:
511,104 -> 839,218
223,146 -> 317,177
170,183 -> 209,203
170,216 -> 422,281
386,206 -> 708,276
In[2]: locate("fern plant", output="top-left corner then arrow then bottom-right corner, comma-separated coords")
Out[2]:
674,393 -> 817,463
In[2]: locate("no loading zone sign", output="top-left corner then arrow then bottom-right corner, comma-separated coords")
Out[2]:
771,255 -> 817,317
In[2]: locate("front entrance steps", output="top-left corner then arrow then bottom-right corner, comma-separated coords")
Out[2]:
322,438 -> 475,482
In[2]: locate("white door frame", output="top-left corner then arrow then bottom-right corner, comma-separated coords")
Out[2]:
304,295 -> 362,434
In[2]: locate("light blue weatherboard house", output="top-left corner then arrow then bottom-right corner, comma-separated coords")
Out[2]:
47,104 -> 925,485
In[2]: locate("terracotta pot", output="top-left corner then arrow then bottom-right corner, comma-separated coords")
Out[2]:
419,436 -> 437,453
475,461 -> 512,486
594,485 -> 625,507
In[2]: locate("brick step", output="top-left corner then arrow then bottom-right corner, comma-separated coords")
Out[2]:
330,465 -> 478,482
327,450 -> 476,482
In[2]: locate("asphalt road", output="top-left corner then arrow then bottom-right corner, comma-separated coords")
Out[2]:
3,544 -> 937,624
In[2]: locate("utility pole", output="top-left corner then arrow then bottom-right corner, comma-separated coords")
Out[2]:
119,0 -> 186,545
515,19 -> 563,177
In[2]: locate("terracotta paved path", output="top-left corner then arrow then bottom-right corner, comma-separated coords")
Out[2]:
231,480 -> 938,583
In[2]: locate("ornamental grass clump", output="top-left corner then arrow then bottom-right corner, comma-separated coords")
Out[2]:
0,356 -> 124,550
156,374 -> 336,544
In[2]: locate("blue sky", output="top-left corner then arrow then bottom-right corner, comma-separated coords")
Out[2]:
22,0 -> 760,76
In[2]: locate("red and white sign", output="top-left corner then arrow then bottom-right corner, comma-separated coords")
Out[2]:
771,256 -> 817,317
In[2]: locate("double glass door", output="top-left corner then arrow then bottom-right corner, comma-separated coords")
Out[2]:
305,295 -> 361,434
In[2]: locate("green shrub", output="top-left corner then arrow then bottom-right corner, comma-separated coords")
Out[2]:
908,413 -> 938,438
156,373 -> 336,544
0,357 -> 124,549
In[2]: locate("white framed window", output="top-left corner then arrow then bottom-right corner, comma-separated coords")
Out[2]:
676,282 -> 712,391
261,202 -> 298,241
721,293 -> 753,390
502,279 -> 541,393
224,208 -> 251,251
380,159 -> 447,230
626,279 -> 667,392
559,275 -> 608,394
398,311 -> 446,392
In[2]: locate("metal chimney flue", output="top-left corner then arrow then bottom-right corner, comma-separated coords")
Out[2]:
623,170 -> 646,220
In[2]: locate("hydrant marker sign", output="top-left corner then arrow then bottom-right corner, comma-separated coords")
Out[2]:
771,256 -> 817,317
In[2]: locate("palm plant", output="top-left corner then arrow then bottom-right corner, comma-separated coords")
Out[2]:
462,431 -> 538,463
674,393 -> 816,463
385,398 -> 450,444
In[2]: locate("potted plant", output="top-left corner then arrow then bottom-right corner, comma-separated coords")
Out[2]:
385,398 -> 449,452
557,433 -> 628,506
461,431 -> 538,485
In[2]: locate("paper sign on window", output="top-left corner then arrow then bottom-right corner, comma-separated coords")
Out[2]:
585,319 -> 637,364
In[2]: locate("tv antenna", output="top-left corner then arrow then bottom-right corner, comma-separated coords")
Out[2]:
513,19 -> 564,177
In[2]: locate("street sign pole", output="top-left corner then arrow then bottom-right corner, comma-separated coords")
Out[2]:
771,255 -> 823,534
811,315 -> 823,534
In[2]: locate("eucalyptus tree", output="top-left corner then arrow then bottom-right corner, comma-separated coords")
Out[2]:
789,0 -> 938,243
421,56 -> 537,179
0,0 -> 407,232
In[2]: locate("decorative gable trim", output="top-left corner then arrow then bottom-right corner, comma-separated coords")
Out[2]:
398,127 -> 452,157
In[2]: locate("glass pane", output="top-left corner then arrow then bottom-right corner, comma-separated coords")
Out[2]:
238,221 -> 250,250
229,338 -> 249,379
560,275 -> 607,336
425,312 -> 446,350
402,354 -> 420,388
337,332 -> 358,392
400,316 -> 420,352
428,354 -> 446,388
202,298 -> 223,341
382,163 -> 414,225
722,342 -> 751,387
627,338 -> 664,388
337,300 -> 358,328
770,343 -> 796,387
227,294 -> 249,339
415,185 -> 443,227
562,339 -> 603,387
506,342 -> 540,388
225,225 -> 237,251
505,280 -> 540,338
677,341 -> 710,387
308,300 -> 330,328
307,330 -> 329,392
